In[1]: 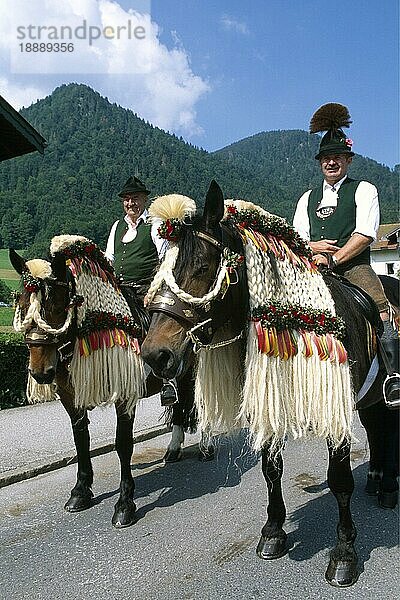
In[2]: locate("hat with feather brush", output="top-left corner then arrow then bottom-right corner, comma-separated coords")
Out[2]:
310,103 -> 355,160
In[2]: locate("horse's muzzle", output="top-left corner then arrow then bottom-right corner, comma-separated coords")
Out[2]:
141,345 -> 181,380
29,366 -> 56,384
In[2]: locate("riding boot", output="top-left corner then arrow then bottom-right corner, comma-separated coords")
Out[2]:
160,379 -> 179,407
379,321 -> 400,409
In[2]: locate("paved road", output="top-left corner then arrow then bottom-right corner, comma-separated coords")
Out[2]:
0,419 -> 398,600
0,396 -> 167,487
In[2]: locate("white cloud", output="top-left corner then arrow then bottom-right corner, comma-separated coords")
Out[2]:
221,15 -> 249,35
0,0 -> 209,136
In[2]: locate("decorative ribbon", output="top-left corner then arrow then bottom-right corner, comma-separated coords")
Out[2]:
254,322 -> 347,364
78,327 -> 140,357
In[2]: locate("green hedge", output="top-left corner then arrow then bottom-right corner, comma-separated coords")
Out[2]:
0,332 -> 29,409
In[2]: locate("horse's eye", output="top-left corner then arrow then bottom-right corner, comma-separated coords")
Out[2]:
194,264 -> 210,276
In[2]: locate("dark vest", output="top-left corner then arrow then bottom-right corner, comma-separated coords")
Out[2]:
113,218 -> 159,284
307,177 -> 370,273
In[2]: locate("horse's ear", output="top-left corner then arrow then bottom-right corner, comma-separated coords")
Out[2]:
203,180 -> 224,229
9,248 -> 26,276
51,253 -> 67,281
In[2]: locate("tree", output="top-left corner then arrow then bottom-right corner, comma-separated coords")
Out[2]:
0,279 -> 12,304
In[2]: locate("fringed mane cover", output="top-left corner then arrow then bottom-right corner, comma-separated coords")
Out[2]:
26,235 -> 145,413
151,197 -> 354,452
222,201 -> 353,451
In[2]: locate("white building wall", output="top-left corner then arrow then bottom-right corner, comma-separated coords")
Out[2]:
371,249 -> 400,276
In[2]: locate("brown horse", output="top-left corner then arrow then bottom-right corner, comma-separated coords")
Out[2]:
10,235 -> 209,528
141,181 -> 398,586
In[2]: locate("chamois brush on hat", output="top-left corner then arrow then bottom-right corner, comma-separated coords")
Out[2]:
310,103 -> 355,160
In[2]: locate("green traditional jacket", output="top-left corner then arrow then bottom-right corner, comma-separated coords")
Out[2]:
113,218 -> 159,284
307,177 -> 370,272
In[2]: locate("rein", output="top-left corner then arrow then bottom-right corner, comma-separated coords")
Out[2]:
147,229 -> 244,352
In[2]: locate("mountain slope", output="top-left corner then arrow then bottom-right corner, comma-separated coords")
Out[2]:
0,84 -> 397,256
215,130 -> 399,222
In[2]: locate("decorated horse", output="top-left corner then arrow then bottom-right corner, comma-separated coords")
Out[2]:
10,235 -> 208,528
141,181 -> 399,587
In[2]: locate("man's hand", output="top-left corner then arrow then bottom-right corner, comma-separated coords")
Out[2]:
309,239 -> 340,254
313,253 -> 329,267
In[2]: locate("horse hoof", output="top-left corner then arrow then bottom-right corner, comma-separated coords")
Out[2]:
365,477 -> 380,496
198,447 -> 215,462
163,448 -> 183,462
112,503 -> 137,528
256,535 -> 288,560
378,490 -> 398,509
325,557 -> 358,587
64,493 -> 93,512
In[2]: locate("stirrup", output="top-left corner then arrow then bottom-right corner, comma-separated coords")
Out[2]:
383,373 -> 400,410
160,381 -> 178,407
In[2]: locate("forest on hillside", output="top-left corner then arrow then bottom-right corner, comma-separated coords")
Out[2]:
0,83 -> 398,258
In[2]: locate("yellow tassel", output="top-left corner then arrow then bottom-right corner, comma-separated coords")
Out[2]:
311,332 -> 329,360
300,330 -> 313,358
268,327 -> 279,357
81,337 -> 90,357
243,228 -> 262,249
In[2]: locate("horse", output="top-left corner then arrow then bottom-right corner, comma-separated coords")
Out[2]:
9,235 -> 209,528
141,181 -> 399,587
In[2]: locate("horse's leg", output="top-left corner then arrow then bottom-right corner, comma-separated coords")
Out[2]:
325,440 -> 358,587
163,368 -> 215,462
59,390 -> 94,512
257,442 -> 288,560
112,403 -> 137,528
379,405 -> 399,508
359,400 -> 399,509
164,400 -> 185,463
163,369 -> 191,462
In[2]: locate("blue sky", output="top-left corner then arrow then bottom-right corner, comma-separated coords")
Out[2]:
150,0 -> 399,166
1,0 -> 398,167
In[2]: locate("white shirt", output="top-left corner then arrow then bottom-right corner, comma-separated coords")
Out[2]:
104,209 -> 166,262
292,176 -> 380,242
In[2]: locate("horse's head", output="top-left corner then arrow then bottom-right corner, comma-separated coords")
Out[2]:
141,180 -> 248,380
10,249 -> 74,384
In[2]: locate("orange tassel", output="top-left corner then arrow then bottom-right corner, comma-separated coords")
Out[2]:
311,332 -> 329,361
300,330 -> 313,358
335,339 -> 348,364
268,327 -> 279,357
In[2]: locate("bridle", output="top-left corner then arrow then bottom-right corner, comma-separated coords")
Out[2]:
146,228 -> 245,353
13,275 -> 80,362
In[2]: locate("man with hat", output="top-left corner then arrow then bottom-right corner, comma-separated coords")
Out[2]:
105,175 -> 177,406
293,103 -> 399,408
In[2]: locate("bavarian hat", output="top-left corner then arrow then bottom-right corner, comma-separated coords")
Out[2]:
310,103 -> 355,160
118,176 -> 150,197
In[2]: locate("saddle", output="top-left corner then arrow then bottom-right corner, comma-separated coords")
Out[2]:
329,272 -> 383,334
119,282 -> 151,340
